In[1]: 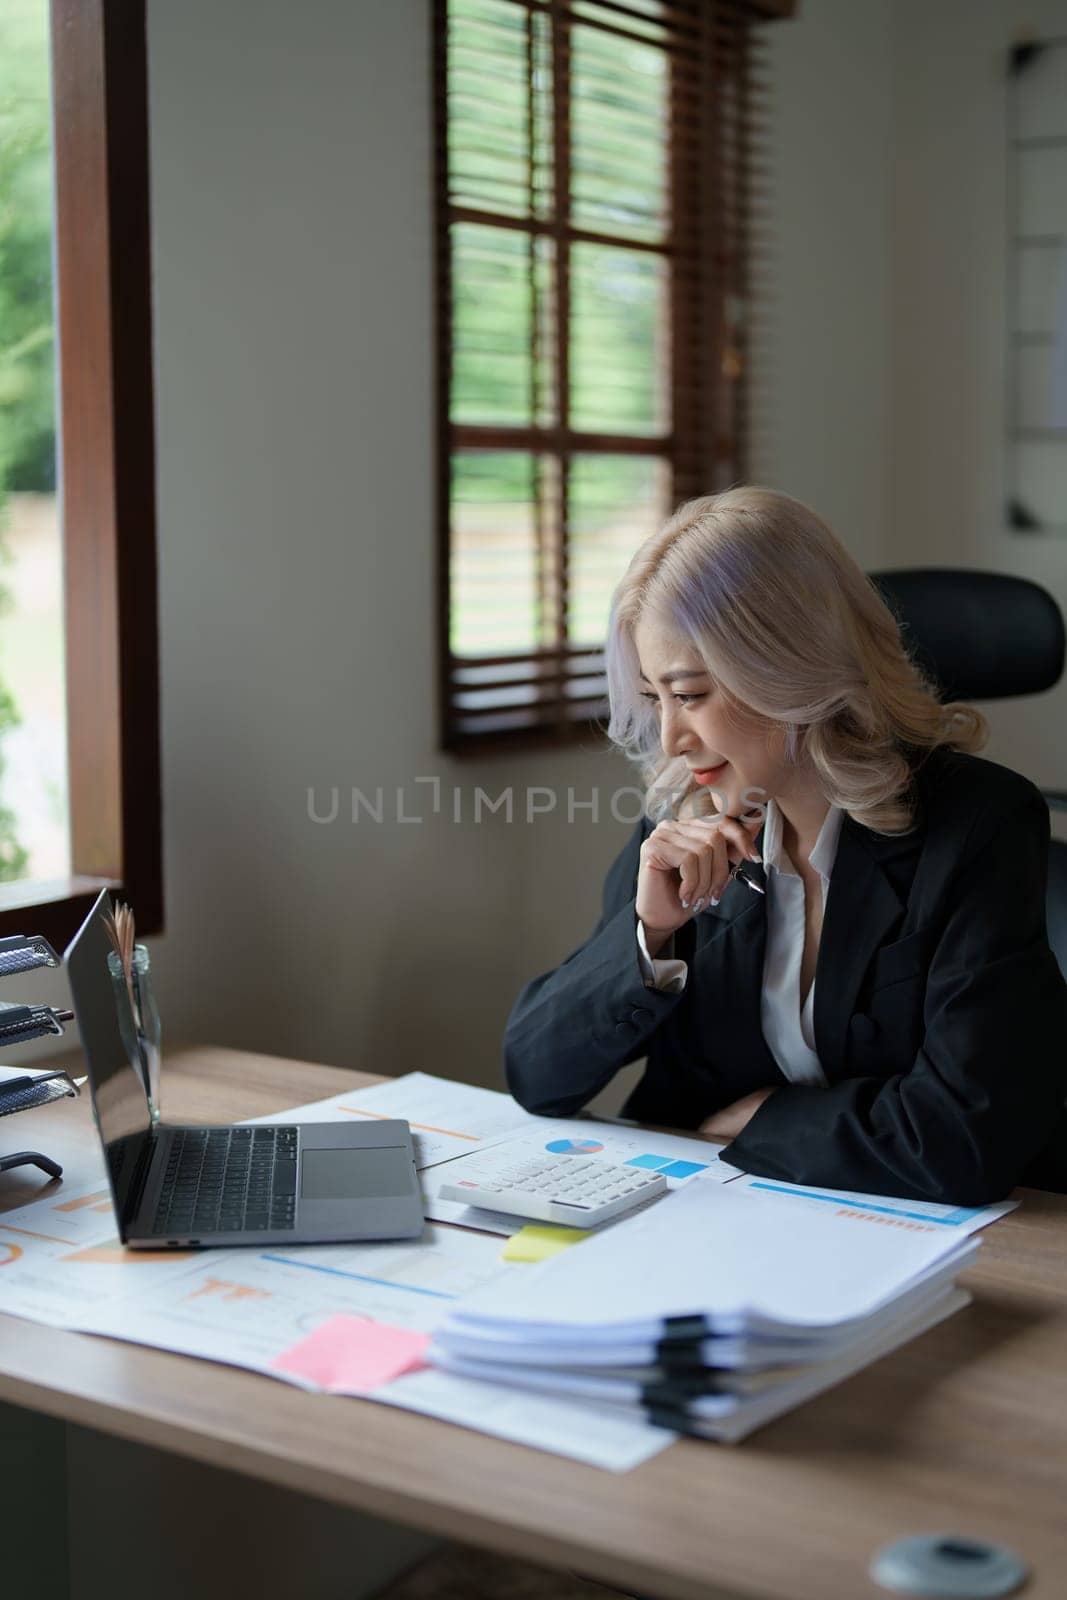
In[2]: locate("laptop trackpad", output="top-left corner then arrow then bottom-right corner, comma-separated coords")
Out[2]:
300,1145 -> 413,1201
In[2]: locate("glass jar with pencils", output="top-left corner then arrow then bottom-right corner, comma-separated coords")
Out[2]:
107,941 -> 163,1126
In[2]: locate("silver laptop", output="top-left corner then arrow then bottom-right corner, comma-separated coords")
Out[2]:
65,889 -> 424,1248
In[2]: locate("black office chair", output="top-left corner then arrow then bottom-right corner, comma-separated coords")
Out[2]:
868,569 -> 1067,981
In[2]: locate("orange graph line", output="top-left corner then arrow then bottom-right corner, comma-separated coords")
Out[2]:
338,1106 -> 480,1142
184,1277 -> 272,1303
64,1240 -> 193,1264
55,1191 -> 112,1213
0,1222 -> 70,1245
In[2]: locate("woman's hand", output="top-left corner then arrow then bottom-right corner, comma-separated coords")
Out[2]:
635,812 -> 763,951
698,1088 -> 777,1142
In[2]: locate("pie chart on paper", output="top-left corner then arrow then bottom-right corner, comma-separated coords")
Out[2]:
545,1138 -> 604,1155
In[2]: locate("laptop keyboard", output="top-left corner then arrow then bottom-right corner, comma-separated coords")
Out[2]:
152,1126 -> 298,1237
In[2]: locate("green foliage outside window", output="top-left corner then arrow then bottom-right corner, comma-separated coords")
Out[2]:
0,0 -> 55,879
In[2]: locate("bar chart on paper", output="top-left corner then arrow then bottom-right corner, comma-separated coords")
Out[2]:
75,1224 -> 507,1369
544,1138 -> 711,1181
730,1176 -> 1017,1235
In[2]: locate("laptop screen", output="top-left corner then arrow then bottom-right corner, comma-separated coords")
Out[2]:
64,889 -> 152,1227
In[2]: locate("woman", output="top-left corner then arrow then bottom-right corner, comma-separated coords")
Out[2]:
504,487 -> 1067,1204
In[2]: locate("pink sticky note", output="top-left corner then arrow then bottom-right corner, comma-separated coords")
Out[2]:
271,1315 -> 431,1393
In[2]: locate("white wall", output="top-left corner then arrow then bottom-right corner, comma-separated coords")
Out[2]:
889,0 -> 1067,810
752,0 -> 895,571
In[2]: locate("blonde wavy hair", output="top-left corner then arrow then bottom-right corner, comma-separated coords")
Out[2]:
605,486 -> 988,835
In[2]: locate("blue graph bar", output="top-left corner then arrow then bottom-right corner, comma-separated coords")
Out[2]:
658,1159 -> 709,1180
748,1182 -> 978,1228
261,1254 -> 457,1298
625,1154 -> 710,1179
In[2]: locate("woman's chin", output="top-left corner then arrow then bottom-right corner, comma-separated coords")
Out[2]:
706,783 -> 740,817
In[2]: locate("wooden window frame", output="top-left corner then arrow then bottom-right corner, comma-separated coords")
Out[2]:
434,0 -> 795,754
0,0 -> 162,947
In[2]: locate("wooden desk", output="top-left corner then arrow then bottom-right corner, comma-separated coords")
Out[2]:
2,1047 -> 1066,1600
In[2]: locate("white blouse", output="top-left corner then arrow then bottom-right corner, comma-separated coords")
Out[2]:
635,798 -> 845,1087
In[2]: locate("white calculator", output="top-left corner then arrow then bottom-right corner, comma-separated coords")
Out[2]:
437,1154 -> 668,1228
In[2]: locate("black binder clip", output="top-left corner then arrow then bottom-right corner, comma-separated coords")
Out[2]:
0,933 -> 62,977
0,934 -> 76,1183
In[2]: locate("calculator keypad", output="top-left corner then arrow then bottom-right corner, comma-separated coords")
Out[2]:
438,1155 -> 668,1227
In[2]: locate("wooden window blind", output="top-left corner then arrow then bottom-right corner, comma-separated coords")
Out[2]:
434,0 -> 793,751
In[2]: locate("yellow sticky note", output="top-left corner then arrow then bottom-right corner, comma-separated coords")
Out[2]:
501,1224 -> 591,1263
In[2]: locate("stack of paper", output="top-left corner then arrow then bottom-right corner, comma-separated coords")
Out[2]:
429,1179 -> 978,1443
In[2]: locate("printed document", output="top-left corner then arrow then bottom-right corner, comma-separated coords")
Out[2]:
0,1072 -> 1016,1470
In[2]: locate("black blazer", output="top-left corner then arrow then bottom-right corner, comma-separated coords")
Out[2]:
504,747 -> 1067,1205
